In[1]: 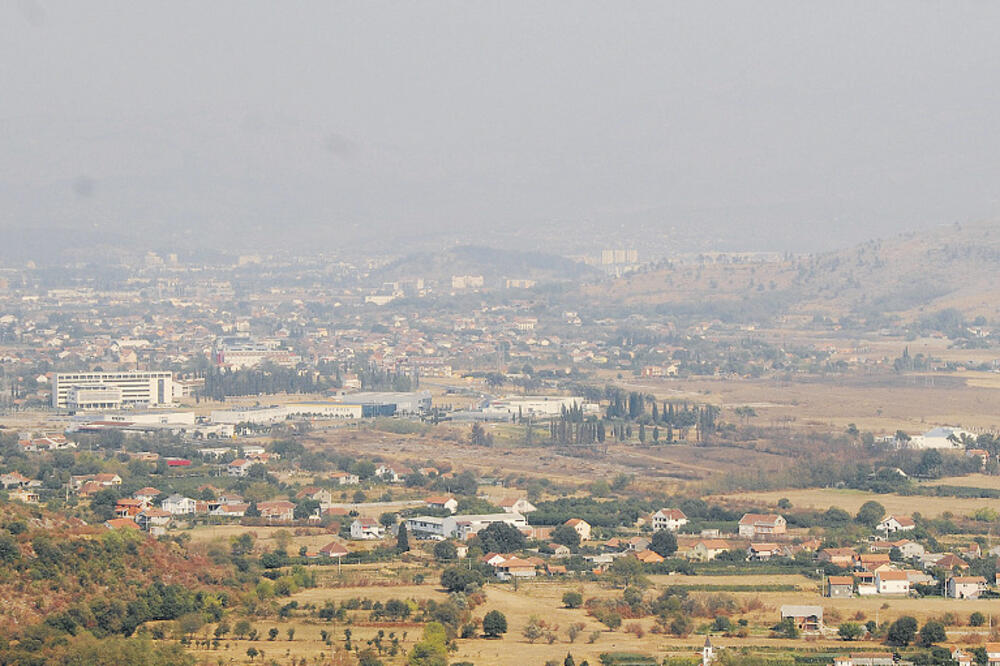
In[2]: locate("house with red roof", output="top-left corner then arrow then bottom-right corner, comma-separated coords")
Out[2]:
738,513 -> 786,538
652,508 -> 688,532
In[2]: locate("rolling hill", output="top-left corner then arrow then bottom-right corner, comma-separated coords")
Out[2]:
582,220 -> 1000,324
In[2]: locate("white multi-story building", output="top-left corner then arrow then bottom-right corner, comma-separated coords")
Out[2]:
53,371 -> 173,409
406,515 -> 458,540
454,513 -> 527,540
161,494 -> 197,515
67,385 -> 123,410
213,337 -> 301,369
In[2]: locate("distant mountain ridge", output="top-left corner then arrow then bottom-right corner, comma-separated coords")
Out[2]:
368,245 -> 600,286
583,221 -> 1000,322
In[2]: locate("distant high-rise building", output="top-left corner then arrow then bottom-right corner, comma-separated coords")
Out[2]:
600,249 -> 638,265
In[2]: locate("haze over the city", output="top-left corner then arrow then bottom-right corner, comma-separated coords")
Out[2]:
3,1 -> 1000,258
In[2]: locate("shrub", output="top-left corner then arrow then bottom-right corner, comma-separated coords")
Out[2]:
838,622 -> 863,641
483,610 -> 508,638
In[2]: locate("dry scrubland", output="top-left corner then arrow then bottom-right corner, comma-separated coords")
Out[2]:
619,370 -> 1000,433
175,567 -> 999,665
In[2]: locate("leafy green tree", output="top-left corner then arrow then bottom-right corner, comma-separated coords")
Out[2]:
562,591 -> 583,609
267,628 -> 278,641
918,620 -> 946,646
396,524 -> 410,552
838,622 -> 863,641
293,499 -> 320,520
650,530 -> 678,557
379,512 -> 398,528
440,566 -> 483,593
551,524 -> 581,549
433,540 -> 457,561
597,611 -> 622,630
233,620 -> 252,639
475,521 -> 526,553
772,617 -> 799,639
483,610 -> 508,638
408,622 -> 448,666
712,616 -> 732,632
609,555 -> 646,588
855,500 -> 885,527
887,616 -> 918,646
970,611 -> 986,627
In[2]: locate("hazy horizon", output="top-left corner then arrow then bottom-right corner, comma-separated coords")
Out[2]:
3,1 -> 1000,259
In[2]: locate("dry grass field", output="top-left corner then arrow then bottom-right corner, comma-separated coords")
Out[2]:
173,567 -> 997,665
619,371 -> 1000,434
927,473 -> 1000,491
711,486 -> 1000,518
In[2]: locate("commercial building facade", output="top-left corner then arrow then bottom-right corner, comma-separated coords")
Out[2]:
53,371 -> 173,409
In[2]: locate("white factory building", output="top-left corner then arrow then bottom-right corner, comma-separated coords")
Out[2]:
210,402 -> 364,425
53,371 -> 173,410
483,395 -> 598,420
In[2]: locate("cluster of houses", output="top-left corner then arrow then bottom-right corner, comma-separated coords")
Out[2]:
829,644 -> 1000,666
16,433 -> 76,453
0,470 -> 43,504
814,514 -> 996,599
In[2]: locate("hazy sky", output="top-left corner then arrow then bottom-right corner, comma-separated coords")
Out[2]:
3,1 -> 1000,255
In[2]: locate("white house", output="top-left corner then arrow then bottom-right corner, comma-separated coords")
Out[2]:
227,458 -> 256,477
892,539 -> 925,559
330,471 -> 359,486
257,501 -> 295,522
375,463 -> 408,483
876,515 -> 915,533
690,539 -> 729,562
738,513 -> 786,538
209,503 -> 249,518
907,426 -> 975,450
136,508 -> 172,535
0,472 -> 32,489
319,541 -> 349,559
947,576 -> 987,599
350,518 -> 386,540
425,495 -> 459,514
748,542 -> 781,561
494,557 -> 537,580
161,493 -> 198,515
875,570 -> 910,595
652,508 -> 689,532
499,497 -> 537,514
564,518 -> 592,541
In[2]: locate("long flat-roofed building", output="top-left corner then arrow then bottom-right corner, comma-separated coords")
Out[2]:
53,371 -> 173,409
